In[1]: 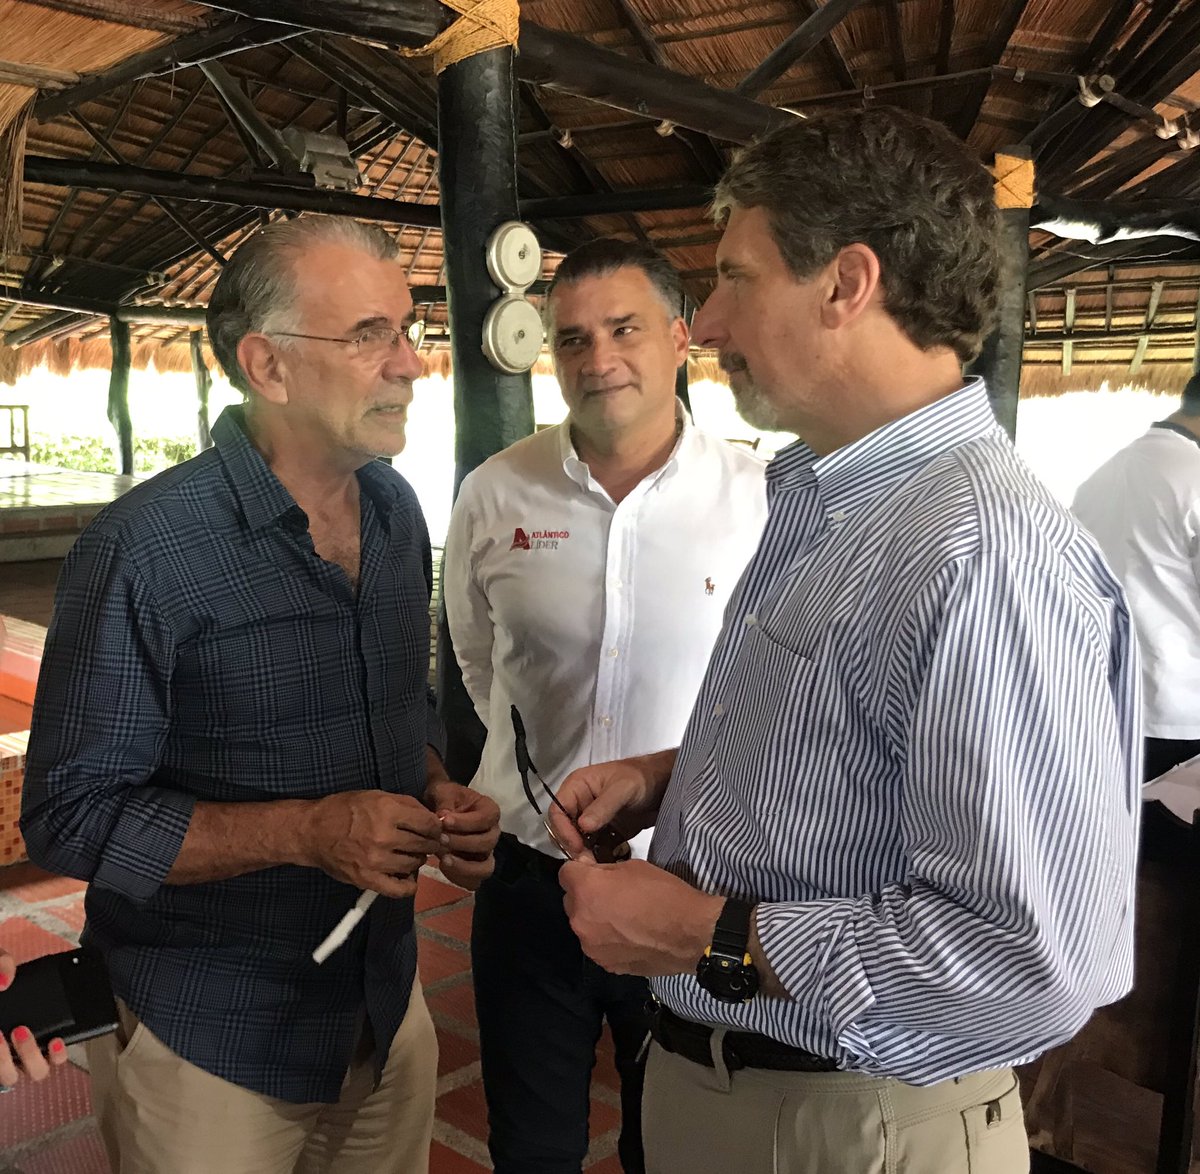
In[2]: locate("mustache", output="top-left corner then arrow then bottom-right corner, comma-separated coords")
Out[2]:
719,353 -> 749,375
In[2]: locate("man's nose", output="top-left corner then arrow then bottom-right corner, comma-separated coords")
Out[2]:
384,335 -> 423,383
581,336 -> 618,376
690,292 -> 724,350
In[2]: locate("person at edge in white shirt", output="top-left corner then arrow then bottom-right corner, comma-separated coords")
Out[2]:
549,107 -> 1139,1174
442,238 -> 767,1174
1073,370 -> 1200,782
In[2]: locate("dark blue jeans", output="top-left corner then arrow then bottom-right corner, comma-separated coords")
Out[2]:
471,835 -> 651,1174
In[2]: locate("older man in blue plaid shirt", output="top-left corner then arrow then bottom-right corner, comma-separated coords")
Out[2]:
21,217 -> 499,1174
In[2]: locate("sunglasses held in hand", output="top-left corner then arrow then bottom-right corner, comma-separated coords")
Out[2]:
510,706 -> 631,864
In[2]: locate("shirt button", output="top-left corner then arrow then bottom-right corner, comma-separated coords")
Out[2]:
608,647 -> 619,657
712,702 -> 724,717
600,715 -> 613,727
744,614 -> 757,627
830,510 -> 846,523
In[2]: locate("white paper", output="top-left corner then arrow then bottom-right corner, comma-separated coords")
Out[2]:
1143,752 -> 1200,824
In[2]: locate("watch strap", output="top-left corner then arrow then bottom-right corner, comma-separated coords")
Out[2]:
711,898 -> 753,959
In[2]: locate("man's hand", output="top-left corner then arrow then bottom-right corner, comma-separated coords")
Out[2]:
0,950 -> 68,1088
548,750 -> 677,861
559,858 -> 722,976
425,780 -> 501,891
299,791 -> 443,898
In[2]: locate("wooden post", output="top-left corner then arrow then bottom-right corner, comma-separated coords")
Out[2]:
436,42 -> 533,782
107,316 -> 133,475
967,145 -> 1032,440
190,329 -> 212,451
676,297 -> 695,415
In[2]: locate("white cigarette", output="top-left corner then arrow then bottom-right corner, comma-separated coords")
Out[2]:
312,890 -> 378,964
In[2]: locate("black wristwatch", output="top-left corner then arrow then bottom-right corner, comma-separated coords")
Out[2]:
696,898 -> 760,1004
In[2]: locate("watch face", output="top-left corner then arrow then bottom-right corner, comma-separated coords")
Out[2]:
696,952 -> 760,1004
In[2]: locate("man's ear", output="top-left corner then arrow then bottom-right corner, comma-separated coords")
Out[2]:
670,316 -> 689,367
238,334 -> 289,405
821,243 -> 882,331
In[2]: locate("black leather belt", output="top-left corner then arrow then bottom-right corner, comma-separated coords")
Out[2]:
651,1004 -> 839,1073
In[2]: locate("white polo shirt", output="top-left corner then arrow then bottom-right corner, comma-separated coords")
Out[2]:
1073,422 -> 1200,740
443,411 -> 768,856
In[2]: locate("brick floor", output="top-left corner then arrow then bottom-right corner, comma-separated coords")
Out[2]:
0,862 -> 625,1171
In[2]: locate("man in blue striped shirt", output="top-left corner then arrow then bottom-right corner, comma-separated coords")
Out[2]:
551,108 -> 1140,1173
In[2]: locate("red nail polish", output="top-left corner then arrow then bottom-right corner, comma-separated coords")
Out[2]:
11,1027 -> 30,1045
50,1040 -> 64,1054
0,974 -> 10,991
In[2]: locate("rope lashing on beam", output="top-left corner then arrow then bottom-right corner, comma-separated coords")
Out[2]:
401,0 -> 519,74
993,152 -> 1034,210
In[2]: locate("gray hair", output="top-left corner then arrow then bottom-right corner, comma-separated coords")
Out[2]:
713,106 -> 1001,365
207,216 -> 399,393
545,237 -> 683,332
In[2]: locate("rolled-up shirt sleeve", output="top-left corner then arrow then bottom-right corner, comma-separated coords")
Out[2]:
754,551 -> 1140,1081
21,526 -> 194,904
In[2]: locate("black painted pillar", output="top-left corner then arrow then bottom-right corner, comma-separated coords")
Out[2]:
190,329 -> 212,451
436,46 -> 534,781
107,316 -> 133,475
676,296 -> 694,415
966,145 -> 1031,441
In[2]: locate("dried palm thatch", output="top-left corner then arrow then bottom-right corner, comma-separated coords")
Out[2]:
0,97 -> 32,264
1020,360 -> 1194,398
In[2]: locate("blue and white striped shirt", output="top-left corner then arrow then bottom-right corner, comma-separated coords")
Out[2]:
649,380 -> 1141,1085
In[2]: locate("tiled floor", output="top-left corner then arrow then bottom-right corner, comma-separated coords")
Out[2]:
0,862 -> 623,1173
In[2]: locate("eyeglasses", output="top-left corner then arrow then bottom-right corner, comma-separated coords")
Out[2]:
270,320 -> 428,360
510,704 -> 631,863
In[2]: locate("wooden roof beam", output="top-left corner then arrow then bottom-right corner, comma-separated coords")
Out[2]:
206,0 -> 793,144
606,0 -> 725,182
883,0 -> 907,82
34,17 -> 306,122
69,111 -> 228,266
15,0 -> 203,34
23,155 -> 443,228
948,0 -> 1033,140
734,0 -> 870,100
795,0 -> 856,91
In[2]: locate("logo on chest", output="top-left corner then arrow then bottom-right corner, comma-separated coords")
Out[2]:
510,526 -> 570,552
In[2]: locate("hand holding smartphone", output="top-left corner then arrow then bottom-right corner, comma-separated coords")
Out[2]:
0,947 -> 119,1051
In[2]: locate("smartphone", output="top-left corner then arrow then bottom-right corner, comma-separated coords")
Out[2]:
0,947 -> 119,1048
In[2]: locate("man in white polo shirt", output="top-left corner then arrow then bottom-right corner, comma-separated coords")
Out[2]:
442,238 -> 767,1174
1073,371 -> 1200,781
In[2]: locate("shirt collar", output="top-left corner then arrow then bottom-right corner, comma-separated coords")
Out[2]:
766,379 -> 998,520
559,397 -> 694,490
212,405 -> 406,532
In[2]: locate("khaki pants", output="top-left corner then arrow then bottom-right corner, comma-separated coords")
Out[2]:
87,983 -> 437,1174
643,1040 -> 1029,1174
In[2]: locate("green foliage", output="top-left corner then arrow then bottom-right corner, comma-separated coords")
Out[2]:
31,434 -> 198,475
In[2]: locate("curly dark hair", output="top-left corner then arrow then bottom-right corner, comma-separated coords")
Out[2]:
713,106 -> 1002,364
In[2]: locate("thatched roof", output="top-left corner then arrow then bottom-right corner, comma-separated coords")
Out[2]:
2,0 -> 1200,396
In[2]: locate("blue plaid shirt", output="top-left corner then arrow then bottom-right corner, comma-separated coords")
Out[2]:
21,406 -> 446,1103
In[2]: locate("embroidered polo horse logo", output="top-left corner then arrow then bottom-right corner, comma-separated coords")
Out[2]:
704,577 -> 715,596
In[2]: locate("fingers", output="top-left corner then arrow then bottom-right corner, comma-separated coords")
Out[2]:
0,950 -> 15,991
361,872 -> 420,900
439,823 -> 500,859
438,853 -> 495,891
11,1027 -> 49,1082
0,1036 -> 19,1088
388,796 -> 443,839
436,802 -> 499,836
47,1039 -> 68,1070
